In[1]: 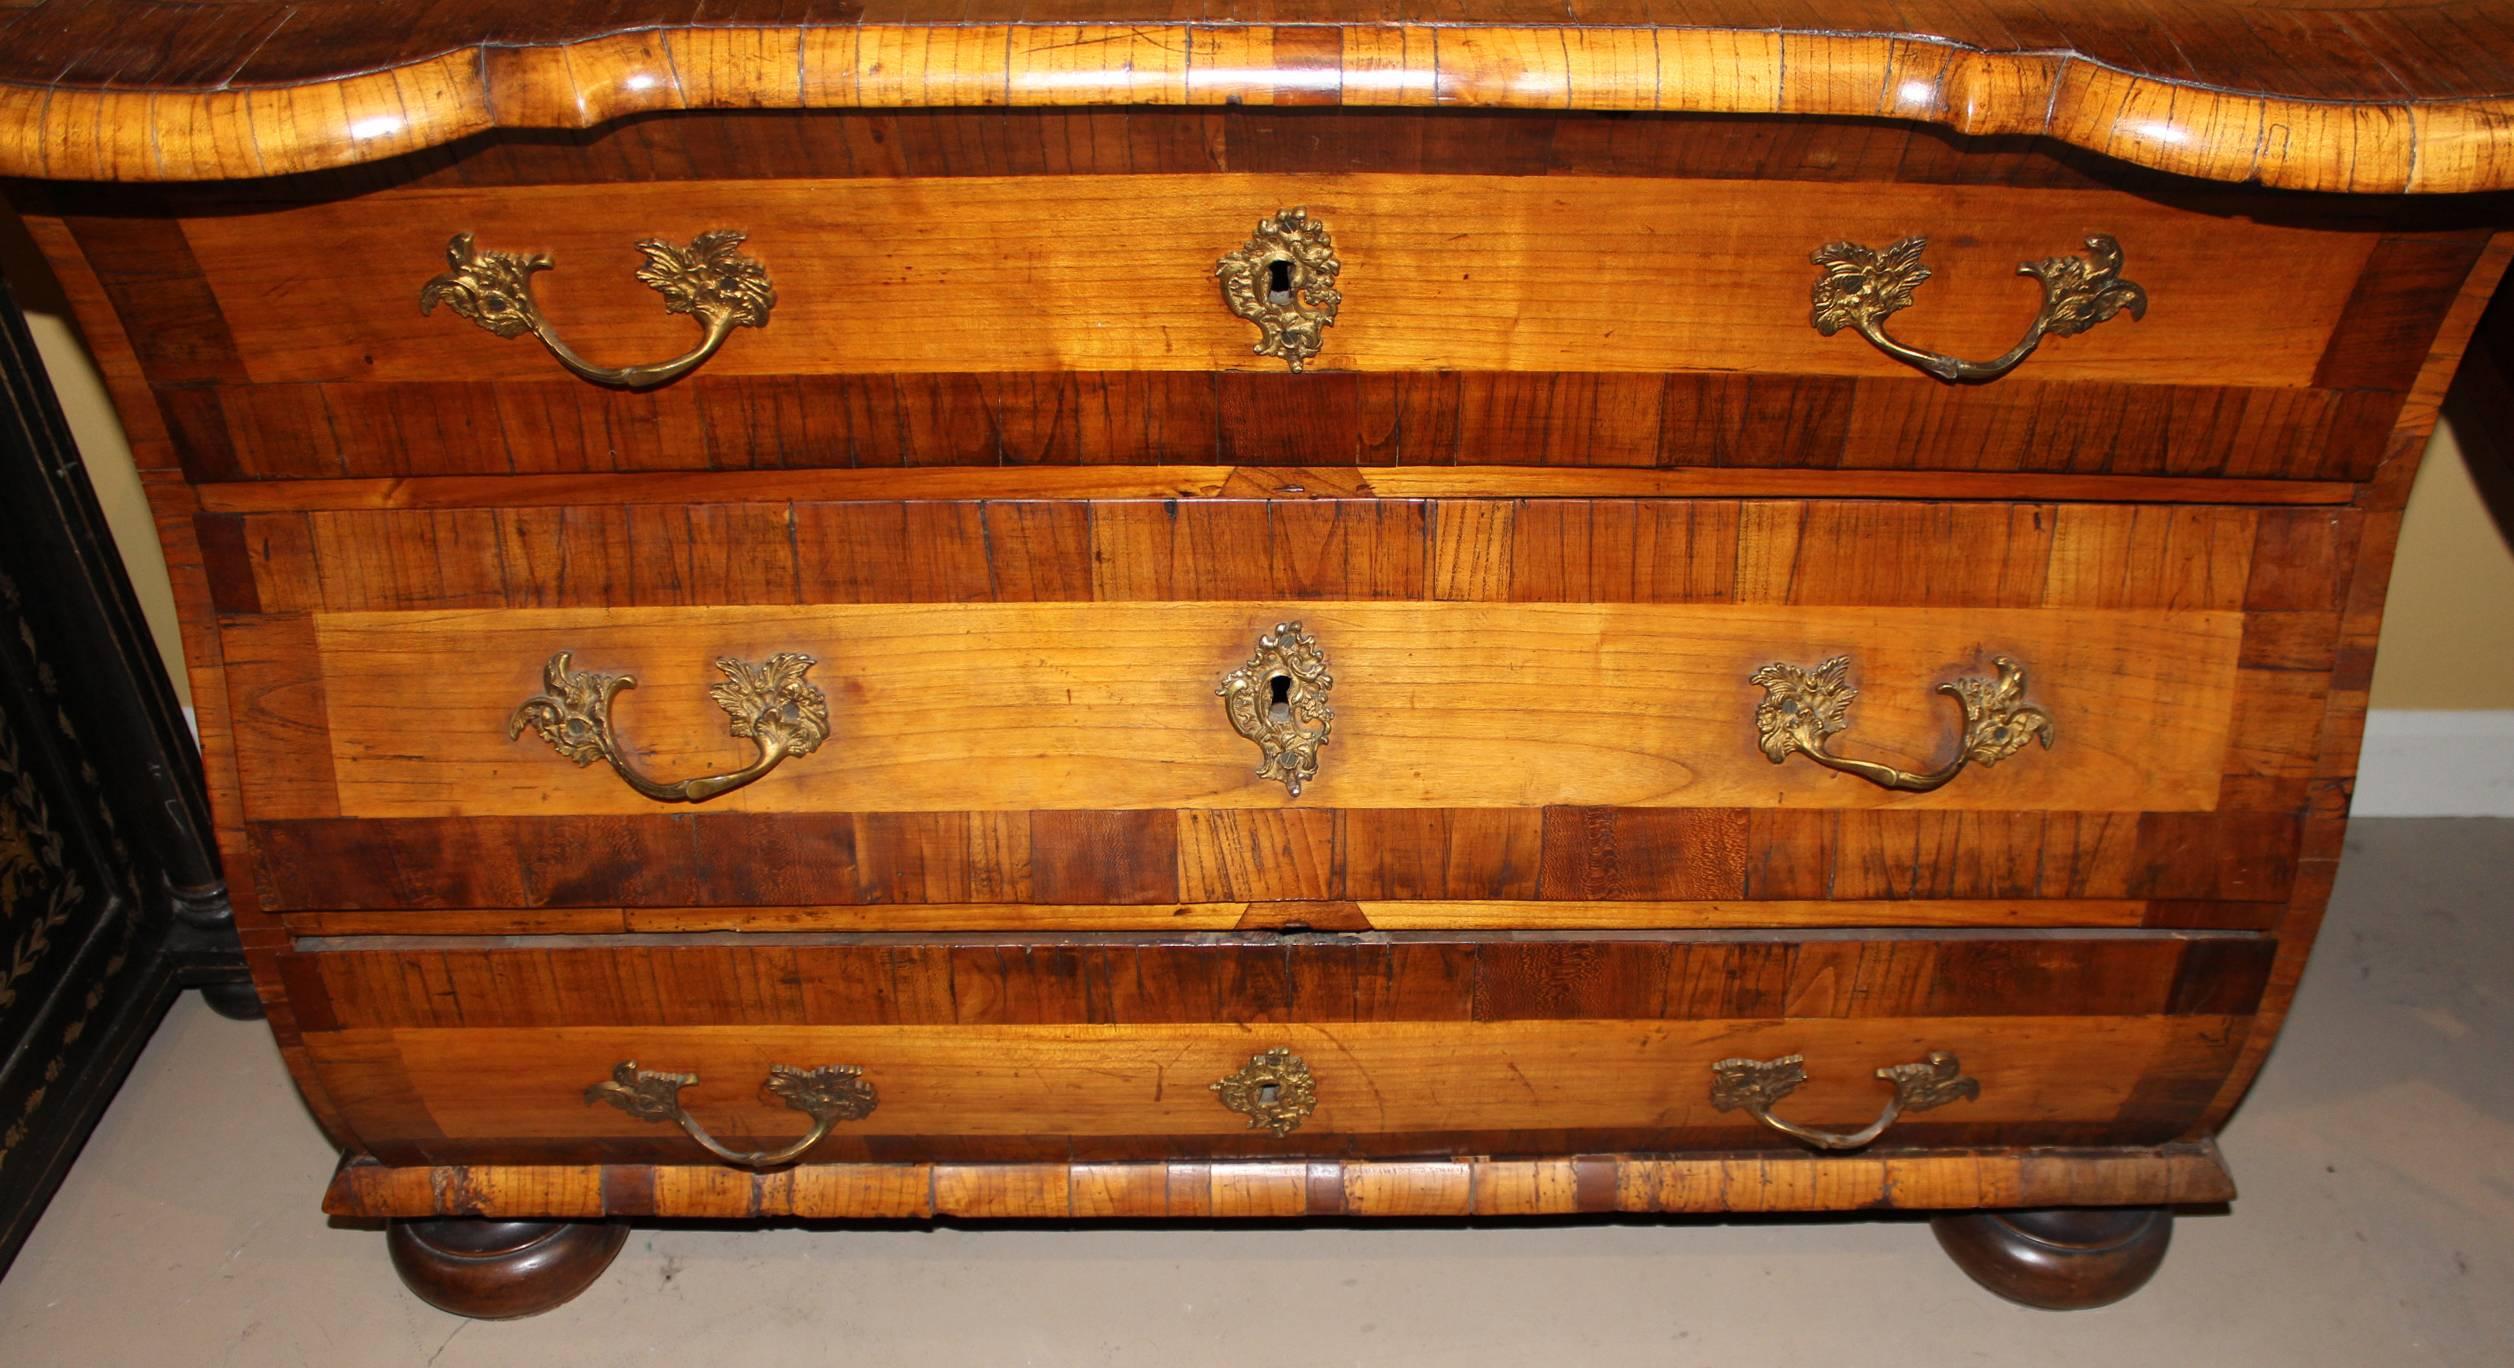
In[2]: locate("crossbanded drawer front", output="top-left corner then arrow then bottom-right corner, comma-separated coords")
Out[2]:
209,491 -> 2337,929
243,600 -> 2235,815
189,176 -> 2358,384
70,157 -> 2486,483
284,933 -> 2274,1165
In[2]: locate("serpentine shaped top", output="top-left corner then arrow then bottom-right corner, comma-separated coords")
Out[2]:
4,0 -> 2514,190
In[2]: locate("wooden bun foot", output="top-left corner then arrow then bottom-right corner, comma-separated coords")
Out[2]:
387,1219 -> 627,1319
1931,1207 -> 2173,1310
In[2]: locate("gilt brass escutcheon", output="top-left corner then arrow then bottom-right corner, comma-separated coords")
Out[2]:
586,1061 -> 876,1170
1810,234 -> 2145,382
1210,1047 -> 1319,1137
421,229 -> 774,388
509,651 -> 829,803
1711,1050 -> 1978,1151
1218,622 -> 1334,797
1751,655 -> 2051,793
1217,208 -> 1342,372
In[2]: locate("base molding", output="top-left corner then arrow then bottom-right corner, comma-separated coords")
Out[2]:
325,1145 -> 2233,1222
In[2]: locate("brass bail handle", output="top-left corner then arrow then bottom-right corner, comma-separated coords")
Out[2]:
586,1061 -> 877,1170
421,229 -> 775,388
1810,234 -> 2145,382
509,651 -> 830,804
1711,1050 -> 1979,1151
1750,655 -> 2052,794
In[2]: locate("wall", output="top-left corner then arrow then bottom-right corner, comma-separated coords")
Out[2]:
5,210 -> 2512,807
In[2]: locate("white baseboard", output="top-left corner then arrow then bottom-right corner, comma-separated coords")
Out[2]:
2353,710 -> 2514,817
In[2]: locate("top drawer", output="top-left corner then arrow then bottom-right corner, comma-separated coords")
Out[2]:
28,109 -> 2491,484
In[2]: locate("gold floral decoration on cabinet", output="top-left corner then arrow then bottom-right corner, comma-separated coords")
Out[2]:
1750,655 -> 2052,793
1217,622 -> 1335,797
1217,208 -> 1343,372
1810,234 -> 2145,382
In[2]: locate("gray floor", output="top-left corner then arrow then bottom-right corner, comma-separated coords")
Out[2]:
3,818 -> 2509,1366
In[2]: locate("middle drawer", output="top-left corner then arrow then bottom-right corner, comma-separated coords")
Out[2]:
214,492 -> 2325,931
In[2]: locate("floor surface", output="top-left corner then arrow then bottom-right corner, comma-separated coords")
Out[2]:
4,818 -> 2509,1366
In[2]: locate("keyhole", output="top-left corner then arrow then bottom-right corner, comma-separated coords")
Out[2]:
1267,673 -> 1292,724
1266,258 -> 1295,306
1257,1082 -> 1281,1106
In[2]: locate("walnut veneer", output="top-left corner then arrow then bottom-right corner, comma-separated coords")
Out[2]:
6,0 -> 2511,1320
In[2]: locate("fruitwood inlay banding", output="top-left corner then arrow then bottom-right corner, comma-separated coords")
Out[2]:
9,6 -> 2514,192
243,808 -> 2303,913
206,497 -> 2285,613
272,898 -> 2168,937
324,1145 -> 2239,1220
280,935 -> 2275,1031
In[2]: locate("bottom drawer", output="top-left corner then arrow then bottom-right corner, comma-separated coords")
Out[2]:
285,931 -> 2273,1165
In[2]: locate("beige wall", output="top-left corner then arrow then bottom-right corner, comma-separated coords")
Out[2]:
4,219 -> 2512,715
2371,423 -> 2514,710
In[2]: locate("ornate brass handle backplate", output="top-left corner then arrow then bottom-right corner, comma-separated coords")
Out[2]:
1711,1051 -> 1978,1151
1751,655 -> 2051,793
509,651 -> 829,803
1211,1047 -> 1319,1137
1811,235 -> 2145,382
587,1061 -> 876,1170
1218,622 -> 1334,797
421,229 -> 774,388
1217,208 -> 1342,372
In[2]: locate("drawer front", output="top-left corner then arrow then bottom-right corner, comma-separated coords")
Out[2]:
211,492 -> 2333,929
190,176 -> 2350,387
42,108 -> 2488,486
263,601 -> 2237,816
286,933 -> 2273,1165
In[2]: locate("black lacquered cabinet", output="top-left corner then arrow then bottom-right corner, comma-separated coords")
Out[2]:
0,278 -> 251,1276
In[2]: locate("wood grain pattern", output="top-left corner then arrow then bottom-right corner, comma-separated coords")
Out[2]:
6,12 -> 2490,1240
2191,234 -> 2514,1134
271,898 -> 2164,936
323,1144 -> 2238,1220
175,176 -> 2367,387
184,468 -> 2366,514
244,602 -> 2243,817
205,497 -> 2291,613
8,8 -> 2514,191
34,169 -> 2488,486
161,109 -> 2253,196
278,935 -> 2274,1030
296,1015 -> 2251,1158
128,371 -> 2408,485
278,929 -> 2270,1158
242,808 -> 2303,914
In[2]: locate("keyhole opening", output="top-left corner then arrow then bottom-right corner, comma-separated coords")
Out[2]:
1257,1082 -> 1281,1106
1266,258 -> 1295,306
1267,672 -> 1293,724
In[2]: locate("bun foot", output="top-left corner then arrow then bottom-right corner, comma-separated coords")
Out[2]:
197,979 -> 266,1021
387,1219 -> 627,1319
1931,1207 -> 2172,1310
